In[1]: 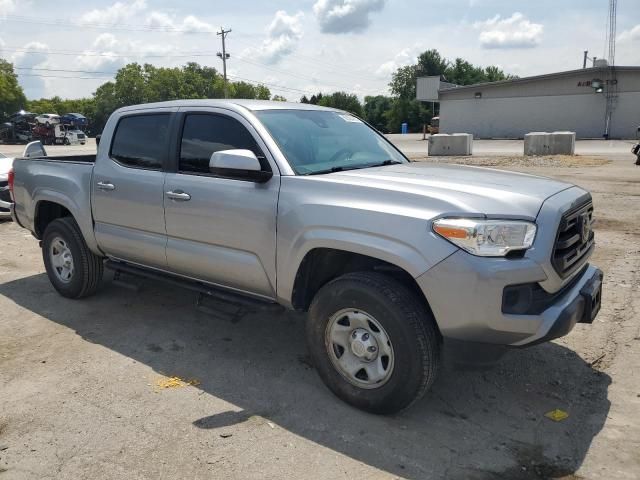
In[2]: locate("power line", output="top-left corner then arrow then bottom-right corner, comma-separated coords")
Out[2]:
0,14 -> 217,33
1,15 -> 372,80
1,46 -> 216,58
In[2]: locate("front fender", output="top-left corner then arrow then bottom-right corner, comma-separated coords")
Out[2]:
276,226 -> 457,307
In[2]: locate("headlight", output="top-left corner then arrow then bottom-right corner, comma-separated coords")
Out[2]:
432,218 -> 536,257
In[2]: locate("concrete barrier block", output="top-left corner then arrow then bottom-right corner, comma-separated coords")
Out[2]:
550,131 -> 576,155
524,132 -> 551,156
428,133 -> 473,156
525,131 -> 576,155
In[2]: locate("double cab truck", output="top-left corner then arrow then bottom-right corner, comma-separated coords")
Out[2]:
8,100 -> 603,413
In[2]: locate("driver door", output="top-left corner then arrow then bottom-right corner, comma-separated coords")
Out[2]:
163,109 -> 280,298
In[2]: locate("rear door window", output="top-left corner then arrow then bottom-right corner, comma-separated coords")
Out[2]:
110,114 -> 171,170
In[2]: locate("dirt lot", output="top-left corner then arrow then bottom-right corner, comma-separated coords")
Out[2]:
0,145 -> 639,479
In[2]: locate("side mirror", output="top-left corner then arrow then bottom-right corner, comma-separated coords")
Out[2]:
95,134 -> 101,147
23,141 -> 47,158
209,149 -> 272,183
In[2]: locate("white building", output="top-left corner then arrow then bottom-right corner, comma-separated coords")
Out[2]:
417,66 -> 640,139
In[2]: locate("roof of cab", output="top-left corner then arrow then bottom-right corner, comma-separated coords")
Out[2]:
116,99 -> 340,114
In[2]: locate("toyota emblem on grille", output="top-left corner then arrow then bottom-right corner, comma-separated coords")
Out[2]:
578,212 -> 591,244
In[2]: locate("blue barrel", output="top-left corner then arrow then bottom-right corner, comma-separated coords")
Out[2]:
401,122 -> 408,134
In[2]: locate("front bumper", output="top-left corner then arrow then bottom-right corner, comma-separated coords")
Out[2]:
0,197 -> 11,218
416,250 -> 603,347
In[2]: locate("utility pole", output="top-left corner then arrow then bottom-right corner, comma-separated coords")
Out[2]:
217,27 -> 232,98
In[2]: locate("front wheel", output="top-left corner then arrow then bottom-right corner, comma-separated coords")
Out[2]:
307,272 -> 440,414
42,217 -> 104,298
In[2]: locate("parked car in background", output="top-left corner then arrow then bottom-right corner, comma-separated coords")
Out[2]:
61,113 -> 88,128
7,111 -> 37,125
35,114 -> 61,126
9,100 -> 603,414
0,152 -> 13,218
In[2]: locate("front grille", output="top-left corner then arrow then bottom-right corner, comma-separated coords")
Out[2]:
77,134 -> 86,139
552,201 -> 594,278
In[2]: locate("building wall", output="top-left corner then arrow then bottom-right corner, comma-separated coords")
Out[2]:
438,68 -> 640,139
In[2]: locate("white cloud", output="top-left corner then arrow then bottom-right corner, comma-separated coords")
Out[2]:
76,34 -> 176,73
146,11 -> 215,33
0,0 -> 16,17
79,0 -> 147,25
12,41 -> 50,98
475,12 -> 543,49
618,24 -> 640,43
376,44 -> 423,78
242,10 -> 304,65
313,0 -> 385,34
181,15 -> 215,33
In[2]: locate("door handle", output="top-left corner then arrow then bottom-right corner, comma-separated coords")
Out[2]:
96,181 -> 115,191
166,190 -> 191,201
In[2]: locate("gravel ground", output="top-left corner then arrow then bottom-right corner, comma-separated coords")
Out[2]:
0,145 -> 638,479
407,154 -> 610,168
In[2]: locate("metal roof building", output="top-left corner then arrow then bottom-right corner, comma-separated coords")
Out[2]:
417,66 -> 640,139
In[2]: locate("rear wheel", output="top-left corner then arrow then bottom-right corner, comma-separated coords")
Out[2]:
307,272 -> 440,414
42,217 -> 103,298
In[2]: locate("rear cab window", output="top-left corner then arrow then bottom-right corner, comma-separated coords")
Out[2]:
110,114 -> 171,170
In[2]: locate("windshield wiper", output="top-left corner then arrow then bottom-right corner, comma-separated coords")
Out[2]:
368,159 -> 403,167
305,166 -> 357,175
304,159 -> 403,176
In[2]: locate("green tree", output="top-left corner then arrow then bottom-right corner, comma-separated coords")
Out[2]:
308,93 -> 323,105
114,63 -> 147,106
363,95 -> 393,132
389,65 -> 418,100
317,91 -> 363,116
0,59 -> 27,120
254,85 -> 271,100
417,49 -> 448,77
385,98 -> 432,134
271,95 -> 287,101
484,65 -> 509,82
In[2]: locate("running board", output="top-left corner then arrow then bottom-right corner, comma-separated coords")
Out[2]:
104,260 -> 279,310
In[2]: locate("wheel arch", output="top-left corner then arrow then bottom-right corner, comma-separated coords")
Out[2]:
33,192 -> 101,255
290,247 -> 441,337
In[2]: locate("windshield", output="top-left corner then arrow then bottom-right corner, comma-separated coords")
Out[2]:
254,109 -> 407,175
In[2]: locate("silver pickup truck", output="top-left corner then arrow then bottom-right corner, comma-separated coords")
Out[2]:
9,100 -> 603,413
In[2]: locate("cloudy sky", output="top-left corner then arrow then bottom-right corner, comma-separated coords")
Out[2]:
1,0 -> 639,100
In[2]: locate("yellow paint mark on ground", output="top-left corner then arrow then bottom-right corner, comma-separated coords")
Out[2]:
155,376 -> 201,389
544,409 -> 569,422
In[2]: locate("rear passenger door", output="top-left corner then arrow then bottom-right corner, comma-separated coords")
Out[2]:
92,112 -> 174,269
163,109 -> 280,299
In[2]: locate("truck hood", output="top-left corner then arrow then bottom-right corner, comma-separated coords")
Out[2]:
325,162 -> 574,219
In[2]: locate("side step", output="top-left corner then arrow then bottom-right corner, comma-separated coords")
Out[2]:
104,260 -> 280,312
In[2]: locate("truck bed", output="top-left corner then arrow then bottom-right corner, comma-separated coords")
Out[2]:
20,154 -> 96,164
12,154 -> 96,247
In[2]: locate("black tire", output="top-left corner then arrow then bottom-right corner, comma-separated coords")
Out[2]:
64,138 -> 70,145
42,217 -> 104,299
307,272 -> 440,414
